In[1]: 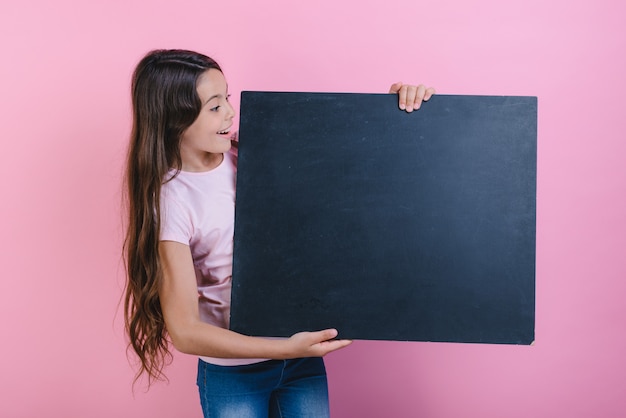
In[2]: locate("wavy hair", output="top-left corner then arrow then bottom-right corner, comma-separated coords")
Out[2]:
123,49 -> 222,386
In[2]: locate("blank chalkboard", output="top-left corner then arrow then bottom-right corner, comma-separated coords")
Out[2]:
230,92 -> 536,345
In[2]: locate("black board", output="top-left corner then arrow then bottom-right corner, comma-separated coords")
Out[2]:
230,92 -> 536,345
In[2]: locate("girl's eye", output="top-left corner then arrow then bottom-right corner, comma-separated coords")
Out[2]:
210,95 -> 230,111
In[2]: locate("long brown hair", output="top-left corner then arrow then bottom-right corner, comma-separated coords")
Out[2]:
123,49 -> 222,386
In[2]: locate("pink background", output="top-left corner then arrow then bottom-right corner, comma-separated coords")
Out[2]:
1,0 -> 624,417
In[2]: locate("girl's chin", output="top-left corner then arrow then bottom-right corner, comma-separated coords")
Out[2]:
221,136 -> 233,147
217,133 -> 233,143
210,134 -> 229,146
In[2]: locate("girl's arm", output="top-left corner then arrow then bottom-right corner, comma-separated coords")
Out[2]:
158,240 -> 352,359
389,82 -> 436,112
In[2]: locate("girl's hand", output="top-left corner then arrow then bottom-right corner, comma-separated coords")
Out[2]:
389,82 -> 436,113
284,329 -> 352,357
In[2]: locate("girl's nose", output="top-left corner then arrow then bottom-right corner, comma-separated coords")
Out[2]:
226,102 -> 235,120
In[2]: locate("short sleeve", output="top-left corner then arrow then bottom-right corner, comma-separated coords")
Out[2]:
160,191 -> 192,245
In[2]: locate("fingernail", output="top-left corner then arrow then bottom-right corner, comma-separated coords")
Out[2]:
399,104 -> 406,110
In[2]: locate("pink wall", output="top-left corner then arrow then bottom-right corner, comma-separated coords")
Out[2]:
1,0 -> 624,417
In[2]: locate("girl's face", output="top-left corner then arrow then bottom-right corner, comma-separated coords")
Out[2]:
179,69 -> 235,171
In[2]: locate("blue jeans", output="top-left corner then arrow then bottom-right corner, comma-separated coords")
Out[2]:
197,357 -> 330,418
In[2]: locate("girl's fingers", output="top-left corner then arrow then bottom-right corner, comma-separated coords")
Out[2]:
388,81 -> 403,94
391,82 -> 436,112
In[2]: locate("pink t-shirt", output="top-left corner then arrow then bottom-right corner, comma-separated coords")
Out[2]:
160,149 -> 266,366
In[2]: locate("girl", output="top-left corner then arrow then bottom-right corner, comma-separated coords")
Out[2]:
123,49 -> 434,418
